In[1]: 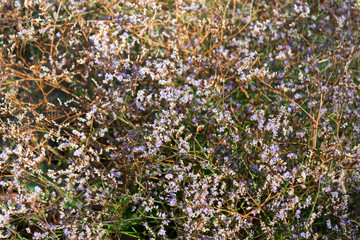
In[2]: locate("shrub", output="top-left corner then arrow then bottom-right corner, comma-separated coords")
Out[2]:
0,0 -> 359,239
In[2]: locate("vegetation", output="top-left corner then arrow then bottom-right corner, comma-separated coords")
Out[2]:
0,0 -> 359,239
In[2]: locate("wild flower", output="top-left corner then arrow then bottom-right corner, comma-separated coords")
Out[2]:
0,0 -> 359,238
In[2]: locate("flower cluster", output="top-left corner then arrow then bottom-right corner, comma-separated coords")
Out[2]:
0,0 -> 360,239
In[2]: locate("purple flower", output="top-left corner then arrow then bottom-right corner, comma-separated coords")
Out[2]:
63,229 -> 69,236
331,191 -> 338,198
283,172 -> 290,179
251,113 -> 258,121
186,207 -> 193,215
158,228 -> 166,236
111,172 -> 121,178
155,140 -> 162,147
169,198 -> 176,206
327,220 -> 332,229
251,165 -> 259,172
165,173 -> 173,180
34,186 -> 42,194
33,232 -> 41,239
